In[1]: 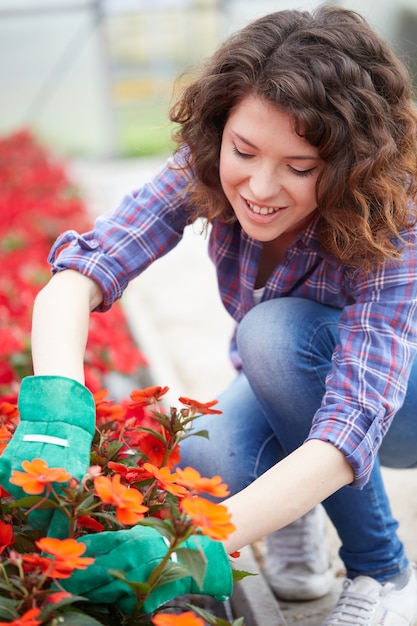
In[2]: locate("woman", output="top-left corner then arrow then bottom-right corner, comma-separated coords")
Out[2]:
1,6 -> 417,625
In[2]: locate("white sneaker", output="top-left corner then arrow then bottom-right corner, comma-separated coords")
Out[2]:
263,505 -> 334,601
323,567 -> 417,625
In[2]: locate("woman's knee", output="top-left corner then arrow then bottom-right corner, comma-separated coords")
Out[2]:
237,297 -> 340,382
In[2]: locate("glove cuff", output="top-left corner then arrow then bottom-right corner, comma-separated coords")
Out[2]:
18,376 -> 96,435
187,534 -> 233,601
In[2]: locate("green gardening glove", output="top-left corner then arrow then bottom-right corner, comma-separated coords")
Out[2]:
0,375 -> 95,537
63,524 -> 233,616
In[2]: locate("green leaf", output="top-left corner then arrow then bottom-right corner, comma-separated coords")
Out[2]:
232,569 -> 257,583
77,492 -> 97,509
138,517 -> 174,541
54,609 -> 107,625
176,546 -> 207,590
40,594 -> 87,620
182,429 -> 210,441
11,495 -> 57,510
187,603 -> 243,626
149,414 -> 172,431
136,426 -> 168,445
152,561 -> 190,588
104,441 -> 125,460
0,597 -> 19,620
107,569 -> 150,595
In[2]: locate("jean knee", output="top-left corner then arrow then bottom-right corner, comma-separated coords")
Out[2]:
237,298 -> 340,378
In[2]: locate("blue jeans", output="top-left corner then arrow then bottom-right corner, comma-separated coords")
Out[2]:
180,297 -> 416,581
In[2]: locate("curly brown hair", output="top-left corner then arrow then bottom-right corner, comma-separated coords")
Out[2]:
170,5 -> 417,269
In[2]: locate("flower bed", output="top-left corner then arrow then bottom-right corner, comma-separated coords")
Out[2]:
0,129 -> 146,400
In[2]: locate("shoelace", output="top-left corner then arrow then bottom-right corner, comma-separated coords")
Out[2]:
323,580 -> 394,626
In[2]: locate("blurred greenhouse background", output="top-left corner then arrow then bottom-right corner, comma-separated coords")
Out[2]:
0,0 -> 416,158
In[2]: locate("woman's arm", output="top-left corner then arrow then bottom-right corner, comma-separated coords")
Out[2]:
223,439 -> 354,554
31,270 -> 103,383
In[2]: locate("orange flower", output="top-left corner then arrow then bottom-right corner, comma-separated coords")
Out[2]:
0,607 -> 42,626
178,397 -> 222,415
94,389 -> 126,422
180,496 -> 235,541
10,458 -> 71,495
0,400 -> 19,421
175,467 -> 229,498
0,424 -> 12,454
152,612 -> 204,626
94,474 -> 148,525
129,385 -> 169,408
0,520 -> 13,554
143,463 -> 188,498
36,537 -> 94,579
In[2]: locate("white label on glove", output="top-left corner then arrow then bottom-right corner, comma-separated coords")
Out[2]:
22,434 -> 69,447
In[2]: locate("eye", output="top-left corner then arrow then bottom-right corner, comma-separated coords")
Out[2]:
232,144 -> 254,159
289,166 -> 317,177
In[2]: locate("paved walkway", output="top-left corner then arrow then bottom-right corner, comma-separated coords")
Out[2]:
69,157 -> 417,625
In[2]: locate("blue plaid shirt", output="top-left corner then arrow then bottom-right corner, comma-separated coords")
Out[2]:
49,153 -> 417,488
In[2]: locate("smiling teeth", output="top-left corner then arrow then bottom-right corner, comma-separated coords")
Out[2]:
247,201 -> 278,215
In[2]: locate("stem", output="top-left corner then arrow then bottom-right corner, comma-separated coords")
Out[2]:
0,561 -> 10,585
25,484 -> 53,516
127,535 -> 184,623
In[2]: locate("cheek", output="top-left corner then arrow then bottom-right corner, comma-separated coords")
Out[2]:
219,152 -> 236,194
296,180 -> 319,209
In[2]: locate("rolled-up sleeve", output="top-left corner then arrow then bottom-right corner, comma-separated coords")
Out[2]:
49,156 -> 191,311
307,229 -> 417,488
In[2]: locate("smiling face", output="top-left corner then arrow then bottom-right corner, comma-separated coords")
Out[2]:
219,95 -> 324,242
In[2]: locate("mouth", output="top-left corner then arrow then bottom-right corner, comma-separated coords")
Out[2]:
247,200 -> 282,215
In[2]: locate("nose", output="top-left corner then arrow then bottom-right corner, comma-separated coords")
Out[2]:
248,164 -> 282,204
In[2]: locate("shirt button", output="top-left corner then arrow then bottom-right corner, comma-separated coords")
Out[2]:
77,235 -> 99,250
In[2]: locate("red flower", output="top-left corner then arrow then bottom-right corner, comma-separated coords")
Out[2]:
0,485 -> 10,498
76,515 -> 105,533
0,607 -> 42,626
129,386 -> 169,408
44,591 -> 72,604
0,520 -> 13,553
178,397 -> 222,415
22,553 -> 54,575
139,432 -> 181,469
107,461 -> 152,484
